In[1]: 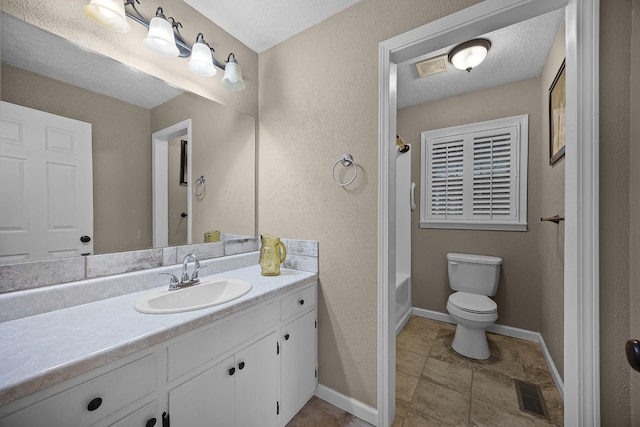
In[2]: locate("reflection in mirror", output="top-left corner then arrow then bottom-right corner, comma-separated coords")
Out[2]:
0,12 -> 256,264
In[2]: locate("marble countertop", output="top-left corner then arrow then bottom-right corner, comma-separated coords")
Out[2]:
0,265 -> 317,406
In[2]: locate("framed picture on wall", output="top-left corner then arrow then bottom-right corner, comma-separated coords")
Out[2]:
549,59 -> 566,165
180,140 -> 188,186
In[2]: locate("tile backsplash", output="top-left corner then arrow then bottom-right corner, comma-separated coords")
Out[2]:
0,235 -> 258,294
0,237 -> 318,323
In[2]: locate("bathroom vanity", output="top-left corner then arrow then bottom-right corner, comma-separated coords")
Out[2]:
0,265 -> 317,427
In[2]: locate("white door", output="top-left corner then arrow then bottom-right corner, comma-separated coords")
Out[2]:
0,101 -> 93,263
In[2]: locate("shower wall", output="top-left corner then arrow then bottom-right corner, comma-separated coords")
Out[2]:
396,146 -> 412,332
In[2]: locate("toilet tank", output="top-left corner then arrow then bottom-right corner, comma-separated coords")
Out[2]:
447,253 -> 502,296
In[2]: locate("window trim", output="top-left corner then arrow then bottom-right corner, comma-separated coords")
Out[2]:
419,114 -> 528,231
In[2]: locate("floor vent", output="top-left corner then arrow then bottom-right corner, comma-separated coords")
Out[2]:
514,379 -> 549,419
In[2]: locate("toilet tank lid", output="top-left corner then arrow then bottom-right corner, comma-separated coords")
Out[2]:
447,253 -> 502,265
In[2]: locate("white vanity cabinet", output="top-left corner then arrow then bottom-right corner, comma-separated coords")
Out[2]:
0,354 -> 157,427
279,286 -> 318,426
168,332 -> 279,427
0,280 -> 318,427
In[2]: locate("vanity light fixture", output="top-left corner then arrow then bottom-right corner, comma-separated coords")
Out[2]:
448,39 -> 491,72
221,54 -> 245,91
188,33 -> 217,77
83,0 -> 245,90
84,0 -> 131,33
143,7 -> 179,57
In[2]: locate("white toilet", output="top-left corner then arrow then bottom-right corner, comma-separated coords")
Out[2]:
445,253 -> 502,360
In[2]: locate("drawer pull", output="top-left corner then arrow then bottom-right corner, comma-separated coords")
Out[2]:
87,397 -> 103,412
299,299 -> 305,305
238,361 -> 246,370
146,418 -> 157,427
229,367 -> 236,376
284,334 -> 290,341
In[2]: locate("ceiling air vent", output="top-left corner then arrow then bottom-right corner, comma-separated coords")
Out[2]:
415,54 -> 448,78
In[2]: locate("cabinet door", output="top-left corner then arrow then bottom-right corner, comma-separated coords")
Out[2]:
235,332 -> 279,427
169,355 -> 235,427
280,310 -> 317,425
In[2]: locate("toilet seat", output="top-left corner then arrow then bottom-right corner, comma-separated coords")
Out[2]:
448,292 -> 497,314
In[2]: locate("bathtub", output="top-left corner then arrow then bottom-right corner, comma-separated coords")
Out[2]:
395,273 -> 412,335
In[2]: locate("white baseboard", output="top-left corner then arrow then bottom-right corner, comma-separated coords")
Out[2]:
314,384 -> 378,426
411,307 -> 454,325
538,334 -> 564,400
395,307 -> 412,336
410,307 -> 564,399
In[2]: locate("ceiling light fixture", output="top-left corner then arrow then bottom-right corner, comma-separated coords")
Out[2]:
448,39 -> 491,72
83,0 -> 245,91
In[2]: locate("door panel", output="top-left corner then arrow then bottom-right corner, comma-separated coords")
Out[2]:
0,101 -> 93,262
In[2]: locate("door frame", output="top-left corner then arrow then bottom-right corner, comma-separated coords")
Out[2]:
377,0 -> 600,426
152,119 -> 192,248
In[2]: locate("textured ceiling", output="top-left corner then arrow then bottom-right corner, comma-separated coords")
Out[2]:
1,5 -> 564,111
0,13 -> 183,110
397,9 -> 564,109
185,0 -> 361,53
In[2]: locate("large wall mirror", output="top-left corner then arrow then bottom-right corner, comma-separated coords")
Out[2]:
0,12 -> 256,264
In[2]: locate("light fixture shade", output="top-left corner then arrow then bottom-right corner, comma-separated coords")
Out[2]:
84,0 -> 131,33
221,60 -> 245,91
188,41 -> 217,77
448,39 -> 491,72
144,16 -> 179,57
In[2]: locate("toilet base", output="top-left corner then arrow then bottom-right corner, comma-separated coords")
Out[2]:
451,323 -> 491,360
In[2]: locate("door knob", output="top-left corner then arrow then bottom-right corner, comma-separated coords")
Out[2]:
80,235 -> 91,243
626,339 -> 640,372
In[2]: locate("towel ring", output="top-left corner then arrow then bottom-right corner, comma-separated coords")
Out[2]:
332,153 -> 358,187
194,175 -> 206,197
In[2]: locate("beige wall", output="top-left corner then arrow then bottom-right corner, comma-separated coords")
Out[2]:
398,78 -> 542,332
259,0 -> 478,407
1,63 -> 154,254
538,22 -> 566,380
600,0 -> 633,425
631,1 -> 640,423
151,92 -> 256,240
1,0 -> 259,118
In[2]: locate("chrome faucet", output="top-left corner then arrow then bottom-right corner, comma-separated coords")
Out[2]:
181,253 -> 201,285
159,253 -> 205,291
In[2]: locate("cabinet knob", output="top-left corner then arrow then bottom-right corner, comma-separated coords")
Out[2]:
146,418 -> 157,427
238,361 -> 245,370
284,334 -> 290,340
299,299 -> 305,305
87,397 -> 103,411
229,367 -> 236,375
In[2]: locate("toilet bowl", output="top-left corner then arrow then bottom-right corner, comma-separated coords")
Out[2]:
446,292 -> 498,359
446,253 -> 502,360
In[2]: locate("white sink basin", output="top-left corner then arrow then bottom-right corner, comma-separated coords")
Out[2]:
135,277 -> 252,314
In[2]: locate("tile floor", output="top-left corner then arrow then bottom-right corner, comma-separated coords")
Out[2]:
287,316 -> 564,427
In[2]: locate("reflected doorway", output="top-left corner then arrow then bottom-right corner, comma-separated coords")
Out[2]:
152,119 -> 192,248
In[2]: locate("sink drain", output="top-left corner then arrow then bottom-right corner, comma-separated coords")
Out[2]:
514,379 -> 549,419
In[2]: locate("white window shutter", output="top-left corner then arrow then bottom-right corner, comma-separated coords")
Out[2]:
471,127 -> 517,220
428,137 -> 464,219
420,115 -> 527,231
